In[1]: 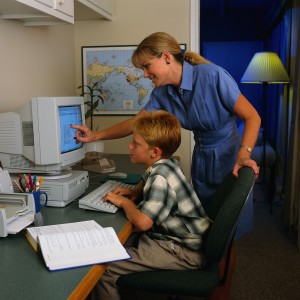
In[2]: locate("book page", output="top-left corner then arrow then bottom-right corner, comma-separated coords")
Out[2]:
38,227 -> 130,271
27,220 -> 102,243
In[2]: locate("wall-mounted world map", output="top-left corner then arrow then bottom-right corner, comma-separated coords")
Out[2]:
82,46 -> 154,115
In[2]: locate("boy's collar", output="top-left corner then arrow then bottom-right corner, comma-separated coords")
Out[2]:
143,158 -> 177,180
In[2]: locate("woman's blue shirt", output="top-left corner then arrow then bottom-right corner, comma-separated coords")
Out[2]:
144,62 -> 242,206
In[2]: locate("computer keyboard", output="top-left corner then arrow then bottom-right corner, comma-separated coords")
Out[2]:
78,180 -> 134,213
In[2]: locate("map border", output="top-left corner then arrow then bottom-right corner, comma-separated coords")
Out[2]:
81,45 -> 150,116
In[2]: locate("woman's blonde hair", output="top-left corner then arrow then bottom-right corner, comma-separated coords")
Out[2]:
133,110 -> 181,158
132,32 -> 210,68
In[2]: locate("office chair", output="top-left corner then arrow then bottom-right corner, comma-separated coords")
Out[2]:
117,167 -> 255,300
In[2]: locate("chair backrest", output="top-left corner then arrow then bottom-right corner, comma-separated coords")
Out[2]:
204,167 -> 255,263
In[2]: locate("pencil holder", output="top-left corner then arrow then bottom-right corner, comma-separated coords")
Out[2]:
31,190 -> 48,213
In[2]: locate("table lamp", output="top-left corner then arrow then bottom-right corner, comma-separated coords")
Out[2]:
241,52 -> 290,181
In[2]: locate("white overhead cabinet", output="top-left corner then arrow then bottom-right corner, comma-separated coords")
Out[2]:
0,0 -> 113,26
54,0 -> 74,18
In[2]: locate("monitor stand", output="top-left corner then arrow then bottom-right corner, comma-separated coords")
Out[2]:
42,169 -> 73,180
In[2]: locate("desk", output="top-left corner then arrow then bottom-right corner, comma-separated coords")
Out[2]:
0,154 -> 142,300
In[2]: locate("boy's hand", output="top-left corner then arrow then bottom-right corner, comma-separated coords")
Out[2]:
112,188 -> 138,201
104,192 -> 128,207
113,187 -> 133,197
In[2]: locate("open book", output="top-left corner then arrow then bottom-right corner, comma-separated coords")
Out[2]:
26,220 -> 130,271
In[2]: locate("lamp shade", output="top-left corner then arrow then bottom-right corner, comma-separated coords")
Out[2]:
241,52 -> 290,84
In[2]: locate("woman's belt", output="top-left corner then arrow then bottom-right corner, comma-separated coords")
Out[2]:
193,121 -> 239,146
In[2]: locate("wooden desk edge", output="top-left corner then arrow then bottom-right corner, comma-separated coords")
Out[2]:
67,221 -> 134,300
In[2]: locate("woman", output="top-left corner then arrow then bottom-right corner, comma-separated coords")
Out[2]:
72,32 -> 260,207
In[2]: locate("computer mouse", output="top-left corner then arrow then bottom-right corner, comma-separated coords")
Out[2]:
109,172 -> 128,179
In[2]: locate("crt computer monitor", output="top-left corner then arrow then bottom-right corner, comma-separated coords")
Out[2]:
0,97 -> 86,174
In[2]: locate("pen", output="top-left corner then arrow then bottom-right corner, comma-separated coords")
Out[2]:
38,177 -> 43,187
13,179 -> 24,192
35,181 -> 40,191
32,175 -> 36,192
18,174 -> 24,191
28,174 -> 33,190
24,174 -> 30,192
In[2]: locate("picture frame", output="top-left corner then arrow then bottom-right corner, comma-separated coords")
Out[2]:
81,44 -> 186,115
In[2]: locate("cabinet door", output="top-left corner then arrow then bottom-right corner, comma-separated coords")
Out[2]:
16,0 -> 74,23
54,0 -> 74,17
17,0 -> 52,9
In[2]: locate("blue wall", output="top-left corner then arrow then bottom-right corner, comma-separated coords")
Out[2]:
202,41 -> 263,125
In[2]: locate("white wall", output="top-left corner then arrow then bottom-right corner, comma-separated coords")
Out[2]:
0,20 -> 76,112
0,0 -> 192,178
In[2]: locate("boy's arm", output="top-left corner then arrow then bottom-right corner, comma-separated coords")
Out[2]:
131,180 -> 145,202
104,192 -> 153,231
121,199 -> 153,231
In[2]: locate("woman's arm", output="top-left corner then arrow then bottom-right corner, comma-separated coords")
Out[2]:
71,109 -> 147,143
233,94 -> 261,177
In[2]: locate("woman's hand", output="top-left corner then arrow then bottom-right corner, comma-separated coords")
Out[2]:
233,94 -> 261,179
71,124 -> 97,143
232,157 -> 260,179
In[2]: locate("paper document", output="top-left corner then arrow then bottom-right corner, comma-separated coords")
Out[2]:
26,220 -> 130,271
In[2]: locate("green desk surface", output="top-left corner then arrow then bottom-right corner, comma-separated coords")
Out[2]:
0,201 -> 129,300
0,155 -> 141,300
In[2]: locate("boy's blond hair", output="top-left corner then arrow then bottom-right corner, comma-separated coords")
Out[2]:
133,110 -> 181,158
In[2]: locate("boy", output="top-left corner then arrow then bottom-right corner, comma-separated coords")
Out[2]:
92,110 -> 211,299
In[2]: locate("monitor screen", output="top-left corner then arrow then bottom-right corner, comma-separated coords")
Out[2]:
59,105 -> 83,154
